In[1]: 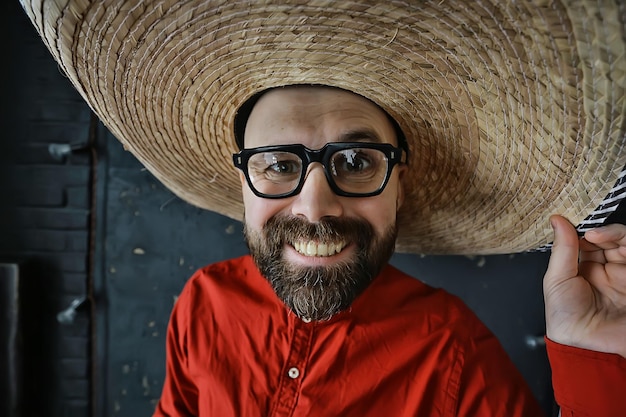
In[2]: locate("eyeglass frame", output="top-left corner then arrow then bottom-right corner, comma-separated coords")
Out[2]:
232,142 -> 405,199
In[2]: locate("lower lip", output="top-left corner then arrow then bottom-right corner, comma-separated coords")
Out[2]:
283,243 -> 355,266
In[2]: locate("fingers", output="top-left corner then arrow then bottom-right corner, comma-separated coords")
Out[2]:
578,240 -> 606,264
544,215 -> 581,290
584,223 -> 626,264
585,223 -> 626,249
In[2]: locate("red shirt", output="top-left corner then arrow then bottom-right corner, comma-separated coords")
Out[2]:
154,255 -> 625,416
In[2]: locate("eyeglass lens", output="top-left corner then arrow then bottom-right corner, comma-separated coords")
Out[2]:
246,147 -> 390,196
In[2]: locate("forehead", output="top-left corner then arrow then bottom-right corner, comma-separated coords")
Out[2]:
243,86 -> 396,148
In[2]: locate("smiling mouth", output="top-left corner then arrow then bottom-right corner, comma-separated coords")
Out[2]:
292,241 -> 347,257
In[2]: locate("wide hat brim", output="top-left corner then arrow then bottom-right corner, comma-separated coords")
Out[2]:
20,0 -> 626,254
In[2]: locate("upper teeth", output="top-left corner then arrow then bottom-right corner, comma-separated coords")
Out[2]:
293,241 -> 346,257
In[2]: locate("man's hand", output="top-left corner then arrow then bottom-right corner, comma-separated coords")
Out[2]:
543,214 -> 626,358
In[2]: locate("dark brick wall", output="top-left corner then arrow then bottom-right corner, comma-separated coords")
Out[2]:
2,2 -> 93,416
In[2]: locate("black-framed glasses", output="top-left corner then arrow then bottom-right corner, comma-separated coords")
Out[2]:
233,142 -> 404,199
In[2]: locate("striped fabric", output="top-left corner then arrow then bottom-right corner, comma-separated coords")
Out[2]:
536,166 -> 626,252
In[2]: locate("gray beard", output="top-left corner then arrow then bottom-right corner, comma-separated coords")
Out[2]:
244,214 -> 398,321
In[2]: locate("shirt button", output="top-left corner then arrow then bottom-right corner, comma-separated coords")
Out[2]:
288,367 -> 300,379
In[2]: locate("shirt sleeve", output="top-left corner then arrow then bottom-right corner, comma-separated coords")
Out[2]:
153,281 -> 199,417
546,337 -> 626,417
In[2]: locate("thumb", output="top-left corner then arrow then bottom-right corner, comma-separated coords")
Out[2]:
544,215 -> 580,291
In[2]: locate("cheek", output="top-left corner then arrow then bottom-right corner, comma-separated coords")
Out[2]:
349,197 -> 398,235
365,181 -> 402,231
242,188 -> 289,230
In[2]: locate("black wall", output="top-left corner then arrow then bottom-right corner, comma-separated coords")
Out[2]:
3,2 -> 94,416
3,2 -> 555,416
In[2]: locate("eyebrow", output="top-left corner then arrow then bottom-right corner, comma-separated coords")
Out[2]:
336,129 -> 383,143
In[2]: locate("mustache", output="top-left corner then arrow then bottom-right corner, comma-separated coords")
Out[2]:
263,215 -> 374,247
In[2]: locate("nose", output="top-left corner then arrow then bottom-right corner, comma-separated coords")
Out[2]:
291,164 -> 343,222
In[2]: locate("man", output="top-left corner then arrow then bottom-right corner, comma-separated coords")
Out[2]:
153,86 -> 626,416
19,1 -> 626,416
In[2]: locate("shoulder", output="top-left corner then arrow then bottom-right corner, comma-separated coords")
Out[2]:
195,254 -> 255,277
185,254 -> 258,291
364,264 -> 492,342
176,254 -> 278,311
378,264 -> 478,317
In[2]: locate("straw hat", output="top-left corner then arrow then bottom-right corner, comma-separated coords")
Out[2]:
20,0 -> 626,254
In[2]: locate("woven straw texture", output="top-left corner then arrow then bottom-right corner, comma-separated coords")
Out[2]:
19,0 -> 626,254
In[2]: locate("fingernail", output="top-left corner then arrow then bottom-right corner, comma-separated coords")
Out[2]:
550,217 -> 557,230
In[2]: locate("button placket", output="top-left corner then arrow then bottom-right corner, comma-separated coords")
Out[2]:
270,320 -> 313,416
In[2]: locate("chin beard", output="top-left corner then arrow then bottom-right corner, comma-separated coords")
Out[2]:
244,215 -> 397,321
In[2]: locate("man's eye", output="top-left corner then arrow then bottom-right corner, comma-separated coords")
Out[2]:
248,152 -> 302,179
268,160 -> 300,174
334,150 -> 373,174
344,155 -> 370,172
